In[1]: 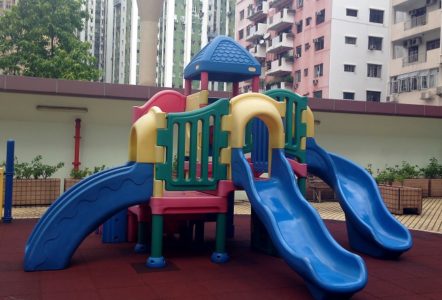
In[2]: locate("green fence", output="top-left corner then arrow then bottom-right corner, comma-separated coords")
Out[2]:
156,99 -> 230,191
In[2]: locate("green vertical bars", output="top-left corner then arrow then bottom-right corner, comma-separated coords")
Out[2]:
150,215 -> 163,258
156,99 -> 229,191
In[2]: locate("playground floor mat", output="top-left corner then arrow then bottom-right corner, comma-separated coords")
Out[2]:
0,216 -> 441,300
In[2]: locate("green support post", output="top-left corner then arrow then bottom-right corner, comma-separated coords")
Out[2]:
147,215 -> 166,268
211,213 -> 229,263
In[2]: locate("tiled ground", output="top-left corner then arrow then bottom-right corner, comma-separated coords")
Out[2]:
11,195 -> 442,234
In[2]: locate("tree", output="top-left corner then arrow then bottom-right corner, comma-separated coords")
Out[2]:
0,0 -> 100,81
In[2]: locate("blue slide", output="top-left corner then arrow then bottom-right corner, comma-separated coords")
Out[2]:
232,148 -> 367,299
24,162 -> 153,271
306,138 -> 412,258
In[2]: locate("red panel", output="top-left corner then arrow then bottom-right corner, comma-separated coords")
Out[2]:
132,90 -> 187,123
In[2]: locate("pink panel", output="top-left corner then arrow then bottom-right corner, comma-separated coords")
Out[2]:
287,158 -> 308,178
150,192 -> 228,215
132,90 -> 187,123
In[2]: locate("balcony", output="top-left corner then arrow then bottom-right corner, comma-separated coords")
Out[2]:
404,14 -> 427,30
247,1 -> 269,22
267,33 -> 294,54
266,57 -> 293,77
390,48 -> 440,76
269,0 -> 292,9
267,8 -> 295,32
249,44 -> 266,60
246,23 -> 267,42
391,9 -> 441,41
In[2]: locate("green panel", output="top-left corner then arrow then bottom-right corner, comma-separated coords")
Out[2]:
265,89 -> 308,163
156,99 -> 230,191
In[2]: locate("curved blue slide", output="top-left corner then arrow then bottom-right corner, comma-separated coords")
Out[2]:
306,138 -> 412,258
24,162 -> 153,271
232,148 -> 367,299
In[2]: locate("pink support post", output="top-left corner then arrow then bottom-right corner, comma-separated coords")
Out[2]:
232,82 -> 239,97
252,76 -> 260,92
201,72 -> 209,90
185,79 -> 192,96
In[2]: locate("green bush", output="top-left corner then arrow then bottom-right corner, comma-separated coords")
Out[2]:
70,164 -> 107,179
421,157 -> 442,179
372,161 -> 421,185
14,155 -> 64,179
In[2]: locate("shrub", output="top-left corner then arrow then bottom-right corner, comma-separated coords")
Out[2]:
14,155 -> 64,179
374,161 -> 421,185
70,164 -> 107,179
421,157 -> 442,179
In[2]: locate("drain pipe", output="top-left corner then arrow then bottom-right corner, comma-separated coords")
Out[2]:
73,119 -> 81,171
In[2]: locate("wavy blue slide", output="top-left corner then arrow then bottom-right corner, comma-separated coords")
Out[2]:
306,138 -> 412,258
232,148 -> 367,299
24,162 -> 153,271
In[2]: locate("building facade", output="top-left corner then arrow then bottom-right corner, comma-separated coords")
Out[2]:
156,0 -> 236,89
389,0 -> 442,106
0,0 -> 17,15
236,0 -> 390,102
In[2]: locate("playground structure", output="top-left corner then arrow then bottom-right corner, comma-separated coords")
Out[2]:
24,37 -> 412,299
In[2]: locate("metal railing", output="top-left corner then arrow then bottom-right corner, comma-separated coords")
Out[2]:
402,52 -> 427,66
404,14 -> 427,30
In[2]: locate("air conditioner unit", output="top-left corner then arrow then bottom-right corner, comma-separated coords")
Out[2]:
368,44 -> 376,50
420,91 -> 434,100
411,37 -> 422,46
313,38 -> 319,43
427,0 -> 437,6
313,79 -> 319,85
436,86 -> 442,96
387,94 -> 398,102
294,83 -> 299,89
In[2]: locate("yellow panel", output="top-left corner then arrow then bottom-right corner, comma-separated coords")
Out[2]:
128,106 -> 166,163
302,106 -> 315,137
185,90 -> 209,112
227,93 -> 285,149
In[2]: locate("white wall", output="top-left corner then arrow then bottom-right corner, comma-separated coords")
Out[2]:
314,111 -> 442,173
0,92 -> 141,179
329,0 -> 390,101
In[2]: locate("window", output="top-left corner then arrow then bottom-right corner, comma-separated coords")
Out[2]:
316,9 -> 325,24
295,45 -> 302,58
304,68 -> 308,76
313,90 -> 323,98
427,39 -> 440,51
314,63 -> 323,77
304,42 -> 310,51
240,10 -> 244,20
238,29 -> 244,40
296,0 -> 303,9
346,8 -> 358,17
294,70 -> 302,83
367,64 -> 382,78
369,9 -> 384,24
344,64 -> 356,72
345,36 -> 357,45
343,92 -> 355,100
368,36 -> 383,50
314,36 -> 324,51
296,20 -> 303,33
366,91 -> 381,102
306,17 -> 312,26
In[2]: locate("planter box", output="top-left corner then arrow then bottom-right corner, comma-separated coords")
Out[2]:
64,178 -> 82,192
379,185 -> 422,215
13,179 -> 61,206
402,179 -> 430,198
430,179 -> 442,197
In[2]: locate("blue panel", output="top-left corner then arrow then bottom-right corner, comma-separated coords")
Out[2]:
306,137 -> 413,258
102,209 -> 128,243
251,118 -> 269,173
231,148 -> 367,299
184,36 -> 261,82
24,163 -> 153,271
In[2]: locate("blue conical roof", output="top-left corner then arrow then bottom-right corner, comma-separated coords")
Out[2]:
184,36 -> 261,82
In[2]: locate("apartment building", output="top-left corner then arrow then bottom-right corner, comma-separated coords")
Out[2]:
389,0 -> 442,106
0,0 -> 16,15
156,0 -> 236,89
236,0 -> 390,101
